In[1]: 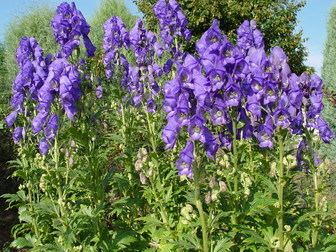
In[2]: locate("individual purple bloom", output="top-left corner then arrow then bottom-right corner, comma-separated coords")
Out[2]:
44,114 -> 59,140
254,124 -> 273,148
176,141 -> 194,178
147,98 -> 157,113
263,82 -> 278,105
32,110 -> 49,134
210,98 -> 228,125
96,86 -> 103,99
316,117 -> 334,143
290,111 -> 304,135
274,108 -> 291,129
196,20 -> 225,56
162,117 -> 180,149
39,138 -> 50,155
204,133 -> 219,159
246,95 -> 262,119
51,2 -> 96,58
5,111 -> 18,127
219,133 -> 232,150
224,82 -> 241,107
296,140 -> 306,168
13,127 -> 25,144
188,115 -> 207,142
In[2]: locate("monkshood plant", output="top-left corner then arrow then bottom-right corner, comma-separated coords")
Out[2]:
2,0 -> 336,251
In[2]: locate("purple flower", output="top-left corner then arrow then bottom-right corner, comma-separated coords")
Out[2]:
316,118 -> 334,143
44,114 -> 59,140
154,0 -> 191,50
96,86 -> 103,99
39,138 -> 50,155
52,2 -> 96,58
103,16 -> 129,78
5,111 -> 18,127
162,117 -> 180,149
237,20 -> 264,51
254,124 -> 274,148
196,20 -> 224,56
13,127 -> 25,144
32,110 -> 49,134
176,141 -> 194,178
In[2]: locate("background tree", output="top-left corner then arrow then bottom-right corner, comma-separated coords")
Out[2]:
322,6 -> 336,159
135,0 -> 308,74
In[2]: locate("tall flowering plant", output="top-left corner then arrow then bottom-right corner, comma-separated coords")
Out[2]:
3,0 -> 336,251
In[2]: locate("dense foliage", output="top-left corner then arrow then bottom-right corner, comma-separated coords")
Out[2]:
2,1 -> 336,252
322,6 -> 336,158
135,0 -> 309,74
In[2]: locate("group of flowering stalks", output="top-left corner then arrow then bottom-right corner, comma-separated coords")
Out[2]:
162,19 -> 334,178
5,2 -> 95,155
103,0 -> 191,112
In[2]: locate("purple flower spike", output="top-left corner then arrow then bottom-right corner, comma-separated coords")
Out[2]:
52,2 -> 96,58
103,16 -> 129,78
154,0 -> 191,50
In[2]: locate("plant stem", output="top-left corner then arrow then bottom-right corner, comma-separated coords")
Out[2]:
121,103 -> 126,146
232,118 -> 238,226
193,153 -> 209,252
277,135 -> 284,251
144,107 -> 156,152
312,169 -> 319,247
195,183 -> 209,252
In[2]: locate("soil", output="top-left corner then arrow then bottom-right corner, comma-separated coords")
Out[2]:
0,130 -> 18,250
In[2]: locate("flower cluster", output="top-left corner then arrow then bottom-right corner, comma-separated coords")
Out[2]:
5,37 -> 50,143
51,2 -> 96,58
33,58 -> 81,154
103,16 -> 129,79
162,19 -> 334,177
153,0 -> 191,49
115,20 -> 164,111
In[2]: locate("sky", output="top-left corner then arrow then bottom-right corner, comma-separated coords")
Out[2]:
0,0 -> 335,74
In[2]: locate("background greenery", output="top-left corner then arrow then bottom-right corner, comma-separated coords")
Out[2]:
322,6 -> 336,159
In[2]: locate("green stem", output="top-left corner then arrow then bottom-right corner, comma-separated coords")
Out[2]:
53,136 -> 64,217
121,103 -> 127,146
144,107 -> 156,152
195,183 -> 209,252
193,153 -> 209,252
277,135 -> 284,251
232,119 -> 238,226
312,169 -> 319,247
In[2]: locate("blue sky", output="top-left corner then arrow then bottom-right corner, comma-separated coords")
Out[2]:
0,0 -> 335,74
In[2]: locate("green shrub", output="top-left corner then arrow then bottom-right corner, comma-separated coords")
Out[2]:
322,7 -> 336,159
